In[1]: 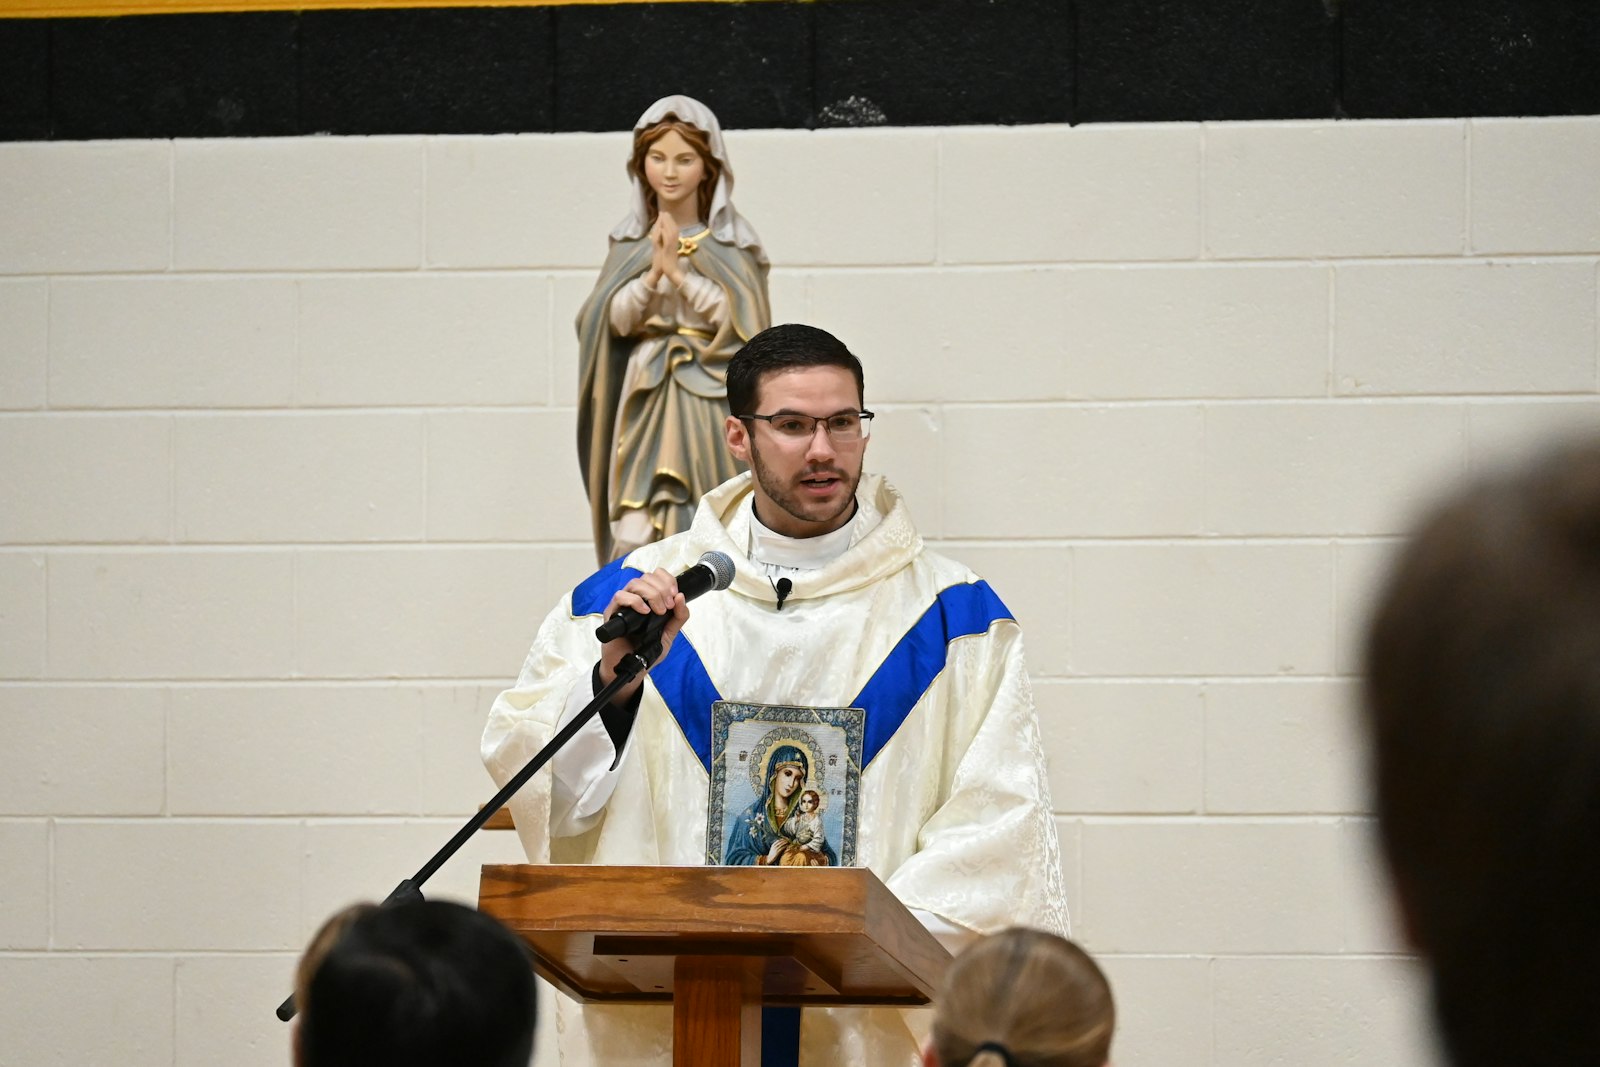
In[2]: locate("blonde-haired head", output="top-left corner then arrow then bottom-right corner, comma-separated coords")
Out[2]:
929,927 -> 1114,1067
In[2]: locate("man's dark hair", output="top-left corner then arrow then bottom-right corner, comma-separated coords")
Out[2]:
295,900 -> 537,1067
725,323 -> 865,417
1362,434 -> 1600,1067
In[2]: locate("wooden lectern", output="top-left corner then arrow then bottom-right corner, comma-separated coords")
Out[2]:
479,864 -> 952,1067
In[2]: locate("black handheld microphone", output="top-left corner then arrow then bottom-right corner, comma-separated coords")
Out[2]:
594,550 -> 736,643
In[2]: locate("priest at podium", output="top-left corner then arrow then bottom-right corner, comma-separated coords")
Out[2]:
483,324 -> 1068,1067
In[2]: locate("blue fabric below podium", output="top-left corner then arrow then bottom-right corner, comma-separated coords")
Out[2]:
761,1005 -> 801,1067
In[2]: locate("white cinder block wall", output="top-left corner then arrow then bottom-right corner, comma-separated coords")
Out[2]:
3,117 -> 1598,1067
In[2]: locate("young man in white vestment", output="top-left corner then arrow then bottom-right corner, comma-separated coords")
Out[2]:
482,323 -> 1068,1067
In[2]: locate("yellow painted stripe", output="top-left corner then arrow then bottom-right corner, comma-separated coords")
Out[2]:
0,0 -> 790,18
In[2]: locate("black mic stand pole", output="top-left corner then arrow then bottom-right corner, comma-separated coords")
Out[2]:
274,627 -> 667,1022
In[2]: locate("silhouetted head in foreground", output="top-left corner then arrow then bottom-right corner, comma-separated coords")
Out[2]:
1363,434 -> 1600,1067
294,899 -> 537,1067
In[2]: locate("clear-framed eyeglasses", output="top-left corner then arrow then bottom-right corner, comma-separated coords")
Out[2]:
738,410 -> 875,442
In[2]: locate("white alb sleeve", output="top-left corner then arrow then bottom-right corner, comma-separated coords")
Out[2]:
910,908 -> 981,957
548,678 -> 637,838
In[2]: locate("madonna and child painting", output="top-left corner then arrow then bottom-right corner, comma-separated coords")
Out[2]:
707,701 -> 864,869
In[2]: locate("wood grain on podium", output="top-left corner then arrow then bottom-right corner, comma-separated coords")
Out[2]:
673,956 -> 762,1067
480,864 -> 951,1067
479,864 -> 950,1006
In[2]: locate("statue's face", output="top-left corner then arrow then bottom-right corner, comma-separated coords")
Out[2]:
774,764 -> 804,800
644,129 -> 706,213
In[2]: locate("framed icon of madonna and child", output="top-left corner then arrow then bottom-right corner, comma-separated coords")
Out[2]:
706,702 -> 864,868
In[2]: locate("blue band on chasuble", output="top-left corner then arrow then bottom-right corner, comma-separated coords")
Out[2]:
852,580 -> 1014,768
569,568 -> 1014,775
570,557 -> 640,617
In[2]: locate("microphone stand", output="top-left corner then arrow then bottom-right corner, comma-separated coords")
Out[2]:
274,627 -> 667,1022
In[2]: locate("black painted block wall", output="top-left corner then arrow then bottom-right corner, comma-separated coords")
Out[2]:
2,0 -> 1598,141
1077,0 -> 1339,122
815,0 -> 1073,127
1344,0 -> 1600,118
0,19 -> 51,141
52,13 -> 298,139
300,8 -> 555,135
554,3 -> 813,131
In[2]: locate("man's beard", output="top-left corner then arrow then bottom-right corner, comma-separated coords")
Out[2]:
747,437 -> 861,533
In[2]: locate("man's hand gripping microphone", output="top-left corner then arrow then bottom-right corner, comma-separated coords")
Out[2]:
596,551 -> 736,675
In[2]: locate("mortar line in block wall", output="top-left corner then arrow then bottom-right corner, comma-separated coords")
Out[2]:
1099,951 -> 1412,962
10,267 -> 611,282
37,825 -> 496,831
935,533 -> 1398,547
9,393 -> 1598,420
0,678 -> 513,689
1071,814 -> 1352,826
0,404 -> 581,417
893,251 -> 1600,269
0,949 -> 304,960
1030,673 -> 1358,684
0,539 -> 592,552
0,537 -> 1386,556
0,395 -> 1566,423
918,393 -> 1598,410
2,534 -> 1393,552
0,947 -> 1400,960
23,390 -> 1600,413
14,251 -> 1600,284
0,672 -> 1359,689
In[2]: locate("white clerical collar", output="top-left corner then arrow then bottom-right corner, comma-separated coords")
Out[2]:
747,499 -> 859,572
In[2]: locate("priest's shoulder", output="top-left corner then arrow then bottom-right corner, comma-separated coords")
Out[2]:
567,537 -> 701,616
915,546 -> 1020,627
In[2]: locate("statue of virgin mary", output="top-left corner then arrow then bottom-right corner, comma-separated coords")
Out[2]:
575,95 -> 771,563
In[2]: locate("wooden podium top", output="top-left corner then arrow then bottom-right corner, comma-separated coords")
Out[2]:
480,864 -> 952,1008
